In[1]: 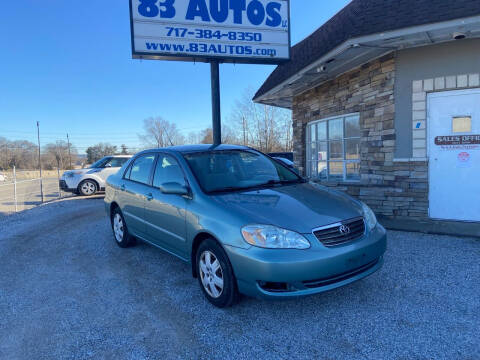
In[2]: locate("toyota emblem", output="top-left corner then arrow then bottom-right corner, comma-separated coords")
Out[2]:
339,224 -> 351,235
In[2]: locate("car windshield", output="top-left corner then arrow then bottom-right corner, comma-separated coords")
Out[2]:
106,157 -> 129,167
89,157 -> 109,168
183,150 -> 303,194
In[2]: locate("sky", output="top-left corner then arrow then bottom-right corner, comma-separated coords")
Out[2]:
0,1 -> 351,154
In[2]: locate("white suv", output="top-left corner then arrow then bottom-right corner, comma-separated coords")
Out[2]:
60,155 -> 131,196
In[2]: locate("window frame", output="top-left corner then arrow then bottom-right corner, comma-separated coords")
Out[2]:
306,113 -> 361,182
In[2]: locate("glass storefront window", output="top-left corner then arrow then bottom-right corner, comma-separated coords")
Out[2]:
306,114 -> 360,181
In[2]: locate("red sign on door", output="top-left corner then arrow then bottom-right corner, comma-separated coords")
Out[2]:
458,152 -> 470,162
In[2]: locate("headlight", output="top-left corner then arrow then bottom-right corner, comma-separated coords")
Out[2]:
362,203 -> 377,230
241,225 -> 310,249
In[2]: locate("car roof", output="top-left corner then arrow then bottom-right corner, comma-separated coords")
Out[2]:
139,144 -> 251,154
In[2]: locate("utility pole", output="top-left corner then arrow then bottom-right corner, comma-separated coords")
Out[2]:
3,143 -> 7,170
210,60 -> 221,145
67,133 -> 72,169
37,121 -> 44,203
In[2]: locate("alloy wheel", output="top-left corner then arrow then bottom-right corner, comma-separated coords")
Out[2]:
199,250 -> 224,298
113,213 -> 124,243
81,181 -> 96,195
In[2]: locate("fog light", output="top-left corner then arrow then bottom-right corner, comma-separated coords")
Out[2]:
258,281 -> 291,292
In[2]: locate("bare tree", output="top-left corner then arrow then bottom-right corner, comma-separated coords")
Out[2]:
229,88 -> 292,152
1,138 -> 38,169
139,117 -> 184,148
198,124 -> 238,145
44,140 -> 77,170
199,128 -> 213,144
185,131 -> 201,145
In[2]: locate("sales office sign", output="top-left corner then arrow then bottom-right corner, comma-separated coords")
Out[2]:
129,0 -> 290,63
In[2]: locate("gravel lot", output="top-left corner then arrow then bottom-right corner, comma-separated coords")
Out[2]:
0,197 -> 478,359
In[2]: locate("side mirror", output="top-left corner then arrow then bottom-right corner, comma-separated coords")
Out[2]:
159,182 -> 189,195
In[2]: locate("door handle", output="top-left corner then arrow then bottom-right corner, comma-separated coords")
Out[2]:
146,193 -> 153,201
120,184 -> 126,191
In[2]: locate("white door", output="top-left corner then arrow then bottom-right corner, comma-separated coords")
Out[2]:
428,88 -> 480,221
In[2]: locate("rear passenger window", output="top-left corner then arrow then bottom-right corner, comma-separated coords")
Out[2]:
127,154 -> 155,184
153,155 -> 186,188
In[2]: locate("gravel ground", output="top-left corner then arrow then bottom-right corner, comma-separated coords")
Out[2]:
0,197 -> 478,359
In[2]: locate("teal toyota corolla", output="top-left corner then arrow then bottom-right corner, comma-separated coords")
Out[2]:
104,145 -> 387,308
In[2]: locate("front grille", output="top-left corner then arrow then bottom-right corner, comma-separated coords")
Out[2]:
313,217 -> 365,247
302,258 -> 380,288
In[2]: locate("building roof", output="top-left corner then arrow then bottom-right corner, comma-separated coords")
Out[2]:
254,0 -> 480,103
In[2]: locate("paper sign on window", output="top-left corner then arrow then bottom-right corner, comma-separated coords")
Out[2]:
452,116 -> 472,133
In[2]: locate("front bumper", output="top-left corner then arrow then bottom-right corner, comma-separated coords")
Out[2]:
224,224 -> 387,299
59,179 -> 77,193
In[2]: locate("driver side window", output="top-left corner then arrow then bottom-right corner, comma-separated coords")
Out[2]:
153,155 -> 186,188
126,154 -> 155,185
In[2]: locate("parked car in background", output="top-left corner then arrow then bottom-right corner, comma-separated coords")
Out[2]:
273,157 -> 299,174
0,173 -> 7,182
105,145 -> 386,308
268,152 -> 293,161
60,155 -> 131,196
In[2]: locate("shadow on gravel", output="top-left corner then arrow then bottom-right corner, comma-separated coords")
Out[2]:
1,201 -> 42,206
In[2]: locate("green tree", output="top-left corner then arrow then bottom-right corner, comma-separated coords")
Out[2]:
86,143 -> 117,164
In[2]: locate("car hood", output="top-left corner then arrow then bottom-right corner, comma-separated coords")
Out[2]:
211,182 -> 363,234
63,168 -> 103,177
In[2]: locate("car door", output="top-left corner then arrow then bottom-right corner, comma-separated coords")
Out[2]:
144,153 -> 188,258
118,153 -> 156,238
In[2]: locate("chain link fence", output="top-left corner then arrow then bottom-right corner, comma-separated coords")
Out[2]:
0,167 -> 74,215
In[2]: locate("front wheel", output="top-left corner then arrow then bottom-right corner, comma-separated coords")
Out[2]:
196,239 -> 239,308
78,180 -> 97,196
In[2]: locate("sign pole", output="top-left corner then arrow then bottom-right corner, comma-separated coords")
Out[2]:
210,60 -> 221,145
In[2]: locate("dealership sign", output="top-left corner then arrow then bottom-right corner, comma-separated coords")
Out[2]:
129,0 -> 290,63
435,135 -> 480,145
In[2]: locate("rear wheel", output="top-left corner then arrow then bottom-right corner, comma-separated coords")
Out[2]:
111,207 -> 135,248
78,180 -> 97,196
196,239 -> 239,308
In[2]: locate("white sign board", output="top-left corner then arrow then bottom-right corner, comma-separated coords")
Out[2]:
129,0 -> 290,64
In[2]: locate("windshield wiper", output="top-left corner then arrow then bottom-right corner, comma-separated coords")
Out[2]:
209,179 -> 305,194
208,186 -> 255,194
261,179 -> 304,187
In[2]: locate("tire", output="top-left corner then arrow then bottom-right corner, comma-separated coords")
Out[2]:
78,180 -> 97,196
111,207 -> 136,248
196,239 -> 239,308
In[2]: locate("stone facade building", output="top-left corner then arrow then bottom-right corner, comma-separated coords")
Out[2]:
254,0 -> 480,236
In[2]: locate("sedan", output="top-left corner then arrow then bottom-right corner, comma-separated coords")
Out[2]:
104,145 -> 386,307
